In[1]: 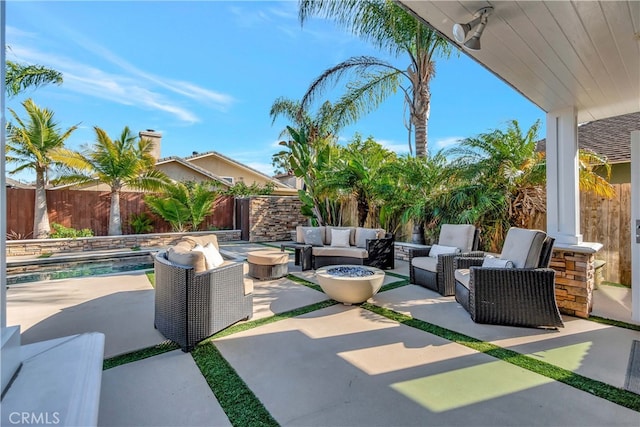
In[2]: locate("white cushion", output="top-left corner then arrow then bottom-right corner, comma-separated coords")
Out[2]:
303,228 -> 324,246
192,243 -> 224,270
296,226 -> 325,244
501,228 -> 547,268
455,269 -> 471,288
204,242 -> 225,268
429,244 -> 460,258
482,256 -> 514,269
355,227 -> 379,248
438,224 -> 476,252
330,228 -> 351,247
411,256 -> 437,273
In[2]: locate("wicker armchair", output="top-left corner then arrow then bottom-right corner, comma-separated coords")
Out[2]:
454,228 -> 563,329
154,251 -> 253,351
409,224 -> 482,296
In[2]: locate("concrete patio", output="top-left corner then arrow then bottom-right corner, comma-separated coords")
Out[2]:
5,243 -> 639,426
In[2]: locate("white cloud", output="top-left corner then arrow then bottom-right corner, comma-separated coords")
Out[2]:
377,139 -> 411,154
431,136 -> 464,151
245,161 -> 276,176
6,32 -> 234,123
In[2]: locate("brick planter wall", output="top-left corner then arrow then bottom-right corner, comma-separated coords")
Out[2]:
249,196 -> 308,242
551,248 -> 596,319
6,230 -> 241,257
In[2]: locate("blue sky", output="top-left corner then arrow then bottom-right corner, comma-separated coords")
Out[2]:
6,0 -> 545,181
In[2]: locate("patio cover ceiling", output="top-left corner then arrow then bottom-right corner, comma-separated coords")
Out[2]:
397,1 -> 640,123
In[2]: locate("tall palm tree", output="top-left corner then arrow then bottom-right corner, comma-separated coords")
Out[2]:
5,60 -> 63,97
298,0 -> 453,157
52,126 -> 169,235
6,99 -> 78,238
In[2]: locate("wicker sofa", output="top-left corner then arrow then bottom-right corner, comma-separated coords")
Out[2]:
454,227 -> 563,329
294,225 -> 395,270
154,234 -> 253,351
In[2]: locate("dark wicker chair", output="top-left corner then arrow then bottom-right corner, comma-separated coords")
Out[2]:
454,228 -> 563,329
409,224 -> 482,296
154,251 -> 253,351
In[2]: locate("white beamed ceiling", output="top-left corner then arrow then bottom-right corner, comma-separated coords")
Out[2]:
398,1 -> 640,123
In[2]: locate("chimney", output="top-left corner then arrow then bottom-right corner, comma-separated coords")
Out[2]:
139,129 -> 162,162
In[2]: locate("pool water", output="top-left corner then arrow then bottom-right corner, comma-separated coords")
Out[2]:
6,255 -> 153,286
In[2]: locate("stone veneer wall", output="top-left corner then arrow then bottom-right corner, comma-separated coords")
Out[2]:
6,230 -> 241,257
249,196 -> 308,242
394,242 -> 429,261
551,249 -> 595,319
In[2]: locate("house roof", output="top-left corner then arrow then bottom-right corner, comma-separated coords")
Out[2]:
536,112 -> 640,164
155,156 -> 233,187
5,178 -> 33,189
182,150 -> 293,189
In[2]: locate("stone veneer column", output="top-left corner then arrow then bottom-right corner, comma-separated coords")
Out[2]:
551,243 -> 602,318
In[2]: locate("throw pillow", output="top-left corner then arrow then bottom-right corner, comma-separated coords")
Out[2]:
192,243 -> 224,270
355,227 -> 379,248
482,256 -> 515,269
204,242 -> 225,268
303,228 -> 324,246
331,228 -> 351,247
429,244 -> 461,258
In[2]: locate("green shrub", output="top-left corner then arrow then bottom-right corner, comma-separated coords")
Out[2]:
128,212 -> 154,234
49,223 -> 94,239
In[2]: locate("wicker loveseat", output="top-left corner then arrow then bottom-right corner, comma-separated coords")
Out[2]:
294,226 -> 395,270
154,234 -> 253,351
454,227 -> 563,329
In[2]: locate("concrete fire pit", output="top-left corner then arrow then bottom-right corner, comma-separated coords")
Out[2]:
315,265 -> 385,305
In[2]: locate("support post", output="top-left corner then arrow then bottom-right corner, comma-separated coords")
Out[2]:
546,107 -> 583,245
631,131 -> 639,322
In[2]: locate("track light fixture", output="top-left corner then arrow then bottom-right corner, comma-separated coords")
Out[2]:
452,6 -> 493,51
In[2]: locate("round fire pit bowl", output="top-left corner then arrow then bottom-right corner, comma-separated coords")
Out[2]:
316,265 -> 385,305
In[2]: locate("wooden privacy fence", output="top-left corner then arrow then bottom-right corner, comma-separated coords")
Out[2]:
527,183 -> 631,285
6,188 -> 235,237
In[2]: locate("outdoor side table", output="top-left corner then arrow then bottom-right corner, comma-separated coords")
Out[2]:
280,243 -> 312,271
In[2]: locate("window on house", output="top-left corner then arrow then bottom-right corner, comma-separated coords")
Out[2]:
220,176 -> 234,184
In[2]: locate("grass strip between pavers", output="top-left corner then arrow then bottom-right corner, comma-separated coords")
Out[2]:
361,302 -> 640,412
103,341 -> 180,370
588,315 -> 640,331
191,343 -> 278,427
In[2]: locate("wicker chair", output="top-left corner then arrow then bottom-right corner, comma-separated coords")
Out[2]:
454,227 -> 563,329
409,224 -> 482,296
154,251 -> 253,351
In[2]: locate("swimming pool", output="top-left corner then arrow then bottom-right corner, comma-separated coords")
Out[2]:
6,253 -> 154,285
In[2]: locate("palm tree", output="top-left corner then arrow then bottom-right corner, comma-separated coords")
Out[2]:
145,181 -> 219,232
6,99 -> 78,238
448,119 -> 614,250
270,97 -> 342,225
298,0 -> 454,157
323,135 -> 396,227
52,126 -> 169,235
6,60 -> 63,97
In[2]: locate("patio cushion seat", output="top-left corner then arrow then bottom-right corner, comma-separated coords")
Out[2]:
411,256 -> 438,273
311,246 -> 368,258
454,269 -> 470,288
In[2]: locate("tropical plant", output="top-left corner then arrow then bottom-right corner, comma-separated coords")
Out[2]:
379,152 -> 454,243
145,181 -> 218,232
446,119 -> 614,251
6,98 -> 78,238
323,135 -> 396,226
51,126 -> 169,235
298,0 -> 454,157
270,97 -> 342,225
128,212 -> 154,234
5,60 -> 63,97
